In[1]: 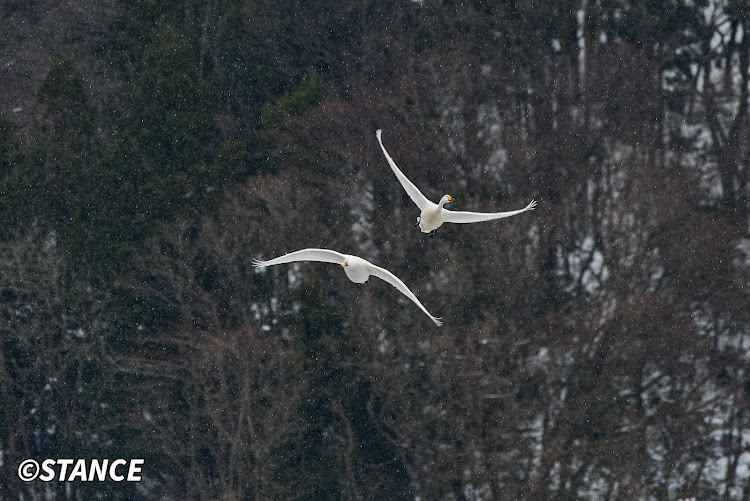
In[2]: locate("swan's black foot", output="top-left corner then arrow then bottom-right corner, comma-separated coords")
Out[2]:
415,216 -> 421,229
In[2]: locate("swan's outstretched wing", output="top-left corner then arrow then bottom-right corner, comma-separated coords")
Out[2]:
253,248 -> 346,268
442,199 -> 537,224
376,129 -> 432,211
367,264 -> 443,327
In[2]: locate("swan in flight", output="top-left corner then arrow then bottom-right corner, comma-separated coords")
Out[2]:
253,248 -> 443,326
376,129 -> 536,234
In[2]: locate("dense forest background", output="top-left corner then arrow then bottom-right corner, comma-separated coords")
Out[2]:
1,0 -> 749,499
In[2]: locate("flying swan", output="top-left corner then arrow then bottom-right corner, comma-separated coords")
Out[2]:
252,248 -> 443,326
376,129 -> 537,234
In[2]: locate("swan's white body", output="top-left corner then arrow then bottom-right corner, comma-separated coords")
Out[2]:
252,248 -> 442,326
376,129 -> 537,233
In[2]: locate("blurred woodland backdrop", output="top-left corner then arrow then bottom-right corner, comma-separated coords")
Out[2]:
1,0 -> 749,499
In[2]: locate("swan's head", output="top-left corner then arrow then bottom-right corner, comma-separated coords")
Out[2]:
440,194 -> 453,206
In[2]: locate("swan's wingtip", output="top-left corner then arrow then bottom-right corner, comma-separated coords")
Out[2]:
432,317 -> 443,327
252,259 -> 266,268
376,129 -> 382,138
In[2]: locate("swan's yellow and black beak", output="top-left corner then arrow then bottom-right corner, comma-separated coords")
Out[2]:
446,195 -> 452,202
343,260 -> 348,267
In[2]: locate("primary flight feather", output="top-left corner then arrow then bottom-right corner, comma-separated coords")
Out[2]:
376,129 -> 536,233
253,248 -> 442,327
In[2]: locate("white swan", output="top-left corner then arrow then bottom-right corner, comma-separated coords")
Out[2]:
376,129 -> 537,233
252,248 -> 443,326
